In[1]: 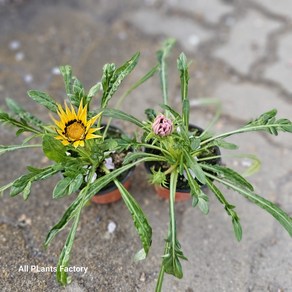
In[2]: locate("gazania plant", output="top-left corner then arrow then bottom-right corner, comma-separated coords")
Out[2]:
0,53 -> 155,285
105,39 -> 292,291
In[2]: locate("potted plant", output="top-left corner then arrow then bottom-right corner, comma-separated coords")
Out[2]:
0,53 -> 155,285
105,39 -> 292,291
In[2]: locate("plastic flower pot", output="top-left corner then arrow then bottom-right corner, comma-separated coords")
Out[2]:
144,124 -> 221,201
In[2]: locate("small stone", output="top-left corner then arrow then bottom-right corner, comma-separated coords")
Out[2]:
139,272 -> 146,282
15,52 -> 24,61
107,221 -> 117,233
51,67 -> 60,75
188,34 -> 200,47
18,214 -> 32,226
23,74 -> 33,84
9,40 -> 21,50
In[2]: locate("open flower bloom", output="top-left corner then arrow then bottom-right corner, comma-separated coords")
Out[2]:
53,101 -> 102,148
152,114 -> 173,136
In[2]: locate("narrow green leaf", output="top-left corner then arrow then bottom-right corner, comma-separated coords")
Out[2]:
202,164 -> 254,191
115,180 -> 152,257
87,82 -> 101,98
53,178 -> 72,199
157,38 -> 176,109
22,181 -> 32,200
162,171 -> 187,279
27,90 -> 58,113
56,210 -> 81,285
101,52 -> 140,109
183,149 -> 206,184
6,98 -> 45,128
205,178 -> 242,240
102,108 -> 144,128
59,65 -> 73,96
213,138 -> 238,150
10,165 -> 60,199
197,194 -> 209,214
0,144 -> 41,156
232,218 -> 242,241
207,173 -> 292,237
177,53 -> 190,127
70,77 -> 85,107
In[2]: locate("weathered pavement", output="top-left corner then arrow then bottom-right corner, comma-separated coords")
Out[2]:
0,0 -> 292,291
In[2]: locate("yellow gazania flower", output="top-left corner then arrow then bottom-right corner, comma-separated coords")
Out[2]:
52,101 -> 102,148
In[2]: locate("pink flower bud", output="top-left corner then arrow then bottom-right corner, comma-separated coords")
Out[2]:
152,114 -> 173,136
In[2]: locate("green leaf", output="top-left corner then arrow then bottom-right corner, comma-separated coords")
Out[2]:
205,178 -> 242,241
157,38 -> 176,109
45,161 -> 139,246
202,164 -> 254,192
42,135 -> 67,163
10,165 -> 60,199
0,144 -> 41,156
102,108 -> 144,128
232,218 -> 242,241
0,110 -> 40,134
197,194 -> 209,214
160,104 -> 182,120
59,65 -> 73,96
56,210 -> 81,285
53,178 -> 71,199
162,171 -> 187,279
115,180 -> 152,257
123,151 -> 167,165
177,53 -> 190,127
183,149 -> 206,184
70,77 -> 85,107
87,82 -> 101,98
53,174 -> 83,199
201,109 -> 292,146
213,138 -> 238,150
101,52 -> 140,109
208,173 -> 292,237
184,166 -> 201,201
6,98 -> 45,128
27,90 -> 58,113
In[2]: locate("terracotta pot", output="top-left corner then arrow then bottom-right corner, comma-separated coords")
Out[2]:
91,168 -> 134,204
154,184 -> 191,201
144,124 -> 221,201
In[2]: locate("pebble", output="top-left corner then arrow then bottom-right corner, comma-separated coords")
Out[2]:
188,34 -> 200,47
15,52 -> 24,61
139,272 -> 146,282
107,221 -> 117,233
51,67 -> 60,75
18,214 -> 32,226
9,40 -> 21,50
23,74 -> 33,84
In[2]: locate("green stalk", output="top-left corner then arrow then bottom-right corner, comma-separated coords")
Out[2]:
169,170 -> 178,268
156,170 -> 179,291
157,39 -> 176,117
155,260 -> 166,292
200,123 -> 289,146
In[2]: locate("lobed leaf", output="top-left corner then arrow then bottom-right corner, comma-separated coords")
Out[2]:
59,65 -> 73,96
202,164 -> 254,192
27,90 -> 58,113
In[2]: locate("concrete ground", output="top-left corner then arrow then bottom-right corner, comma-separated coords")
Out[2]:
0,0 -> 292,291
